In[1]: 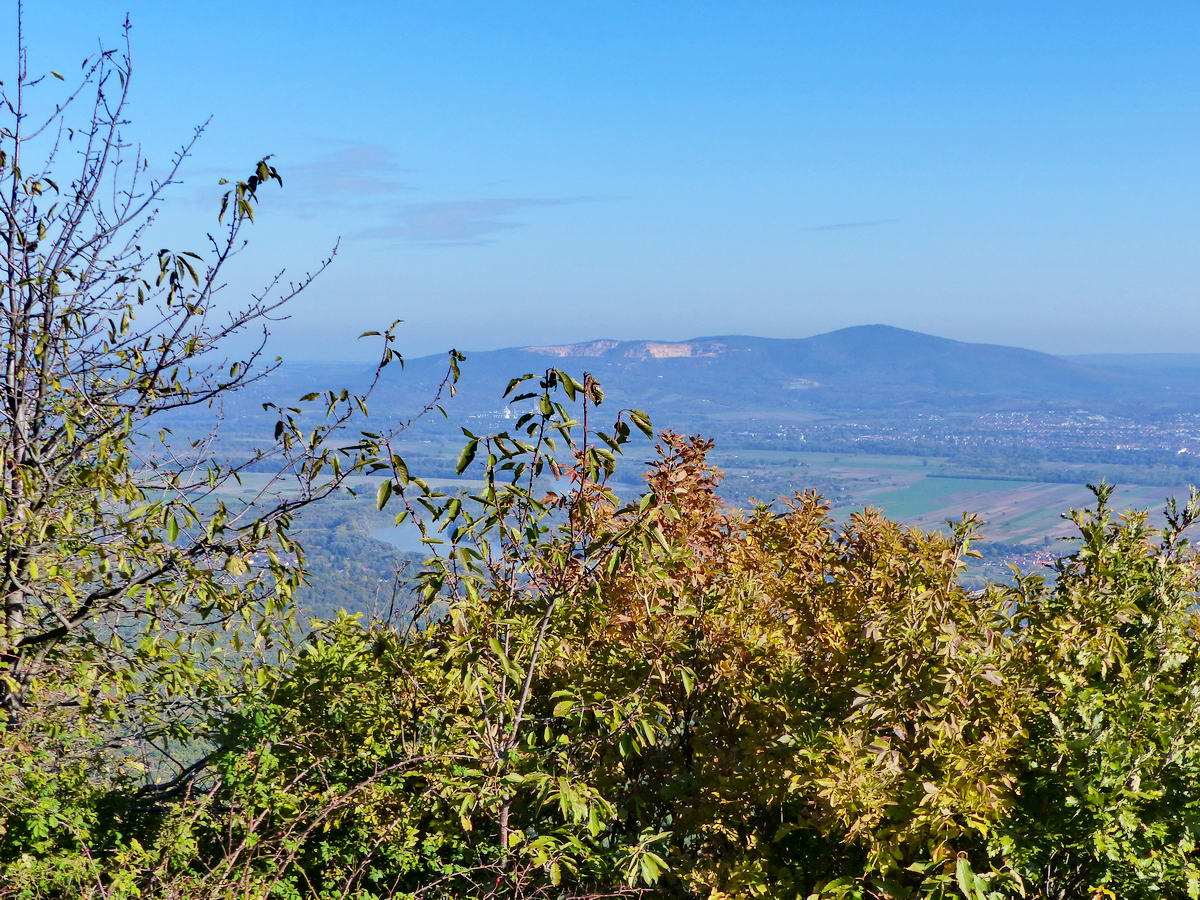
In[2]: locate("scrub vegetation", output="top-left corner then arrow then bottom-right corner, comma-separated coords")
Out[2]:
5,18 -> 1200,900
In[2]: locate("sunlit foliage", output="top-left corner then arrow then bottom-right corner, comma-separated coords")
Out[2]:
6,15 -> 1200,900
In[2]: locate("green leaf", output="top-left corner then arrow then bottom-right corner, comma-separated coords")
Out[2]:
553,699 -> 575,718
376,479 -> 393,510
456,439 -> 479,475
392,454 -> 410,486
629,409 -> 653,438
956,857 -> 976,898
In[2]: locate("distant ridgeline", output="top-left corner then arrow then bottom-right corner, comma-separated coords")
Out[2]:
172,325 -> 1200,485
227,325 -> 1200,428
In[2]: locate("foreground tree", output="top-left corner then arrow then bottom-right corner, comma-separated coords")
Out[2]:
0,8 -> 457,868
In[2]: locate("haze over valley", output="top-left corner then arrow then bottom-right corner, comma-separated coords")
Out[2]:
193,323 -> 1200,607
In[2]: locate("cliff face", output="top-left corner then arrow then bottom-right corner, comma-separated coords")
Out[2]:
521,339 -> 725,360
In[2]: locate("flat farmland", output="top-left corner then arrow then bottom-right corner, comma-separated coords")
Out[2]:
893,481 -> 1176,545
201,450 -> 1194,555
720,451 -> 1191,548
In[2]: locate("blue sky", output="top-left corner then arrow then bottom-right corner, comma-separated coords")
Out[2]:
12,2 -> 1200,359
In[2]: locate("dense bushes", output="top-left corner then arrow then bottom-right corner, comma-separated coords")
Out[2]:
5,25 -> 1200,897
6,369 -> 1200,899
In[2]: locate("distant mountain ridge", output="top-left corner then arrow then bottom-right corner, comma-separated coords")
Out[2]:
267,325 -> 1200,422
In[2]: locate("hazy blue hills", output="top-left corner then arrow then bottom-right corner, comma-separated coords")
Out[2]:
252,325 -> 1200,427
338,325 -> 1186,419
1070,352 -> 1200,399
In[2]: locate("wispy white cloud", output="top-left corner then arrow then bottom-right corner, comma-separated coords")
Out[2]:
186,144 -> 583,247
285,143 -> 414,197
355,197 -> 584,245
184,142 -> 412,202
805,218 -> 899,231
